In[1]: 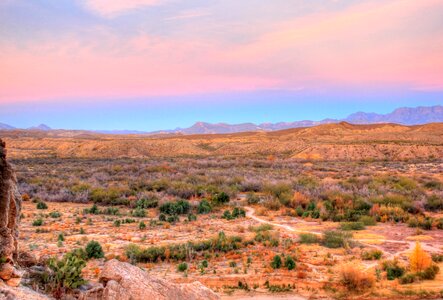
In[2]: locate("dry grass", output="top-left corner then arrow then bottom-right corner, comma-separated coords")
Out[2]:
340,263 -> 375,292
406,235 -> 434,241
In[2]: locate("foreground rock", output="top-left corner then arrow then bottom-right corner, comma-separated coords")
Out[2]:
0,139 -> 22,286
0,282 -> 50,300
80,259 -> 220,300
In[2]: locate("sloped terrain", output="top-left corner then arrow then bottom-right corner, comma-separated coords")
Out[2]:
2,122 -> 443,161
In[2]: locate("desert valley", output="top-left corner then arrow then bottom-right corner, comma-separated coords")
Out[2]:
1,120 -> 443,299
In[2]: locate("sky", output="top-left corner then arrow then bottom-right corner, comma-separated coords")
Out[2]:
1,0 -> 442,131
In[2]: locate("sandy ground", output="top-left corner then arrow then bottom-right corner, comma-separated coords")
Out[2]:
222,295 -> 307,300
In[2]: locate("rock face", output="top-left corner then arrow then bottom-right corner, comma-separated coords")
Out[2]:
0,139 -> 22,285
81,259 -> 220,300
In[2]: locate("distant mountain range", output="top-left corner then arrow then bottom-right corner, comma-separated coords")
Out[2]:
153,105 -> 443,134
0,123 -> 52,131
1,105 -> 442,135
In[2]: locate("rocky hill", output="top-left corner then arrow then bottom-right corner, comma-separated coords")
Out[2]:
2,122 -> 443,161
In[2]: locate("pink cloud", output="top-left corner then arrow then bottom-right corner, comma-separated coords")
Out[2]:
82,0 -> 163,17
214,0 -> 443,89
0,35 -> 279,102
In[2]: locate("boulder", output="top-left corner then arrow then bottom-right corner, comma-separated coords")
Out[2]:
17,251 -> 38,268
83,259 -> 220,300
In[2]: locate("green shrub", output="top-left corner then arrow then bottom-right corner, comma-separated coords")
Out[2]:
382,259 -> 405,280
102,207 -> 119,215
296,206 -> 304,217
432,254 -> 443,262
187,214 -> 197,221
136,198 -> 158,209
284,256 -> 296,270
267,284 -> 293,293
90,187 -> 127,205
222,208 -> 246,220
361,249 -> 383,260
271,255 -> 282,269
299,233 -> 319,244
139,221 -> 146,230
32,218 -> 43,226
85,241 -> 104,259
159,214 -> 166,221
46,251 -> 86,295
197,200 -> 212,214
359,216 -> 376,226
159,200 -> 190,215
167,215 -> 179,223
36,202 -> 48,209
213,192 -> 230,204
425,195 -> 443,211
131,208 -> 146,218
340,222 -> 365,231
229,261 -> 237,268
113,220 -> 121,227
125,232 -> 245,264
86,204 -> 100,214
417,265 -> 439,280
49,211 -> 62,218
69,248 -> 88,261
222,210 -> 232,220
322,230 -> 352,248
399,273 -> 417,284
58,233 -> 65,242
200,260 -> 208,268
232,207 -> 246,218
177,262 -> 188,272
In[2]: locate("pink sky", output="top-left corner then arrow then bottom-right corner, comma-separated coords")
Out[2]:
1,0 -> 443,103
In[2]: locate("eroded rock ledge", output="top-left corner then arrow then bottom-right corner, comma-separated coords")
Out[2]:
0,139 -> 22,287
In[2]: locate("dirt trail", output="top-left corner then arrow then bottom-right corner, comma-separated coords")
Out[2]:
245,207 -> 322,235
245,206 -> 442,269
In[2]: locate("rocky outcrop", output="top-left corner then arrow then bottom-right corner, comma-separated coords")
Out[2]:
80,259 -> 219,300
0,139 -> 22,286
0,282 -> 50,300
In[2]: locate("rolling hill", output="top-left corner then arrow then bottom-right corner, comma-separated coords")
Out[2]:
2,122 -> 443,161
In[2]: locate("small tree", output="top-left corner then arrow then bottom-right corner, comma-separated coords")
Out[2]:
285,256 -> 296,270
36,202 -> 48,209
139,221 -> 146,230
177,262 -> 188,272
271,255 -> 282,269
85,241 -> 104,259
410,242 -> 432,273
214,192 -> 230,204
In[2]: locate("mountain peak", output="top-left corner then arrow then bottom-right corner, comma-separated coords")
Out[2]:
28,124 -> 52,131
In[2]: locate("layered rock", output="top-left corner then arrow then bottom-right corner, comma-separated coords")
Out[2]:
80,259 -> 220,300
0,139 -> 22,286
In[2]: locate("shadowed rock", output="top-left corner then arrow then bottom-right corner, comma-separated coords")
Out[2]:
0,139 -> 22,286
